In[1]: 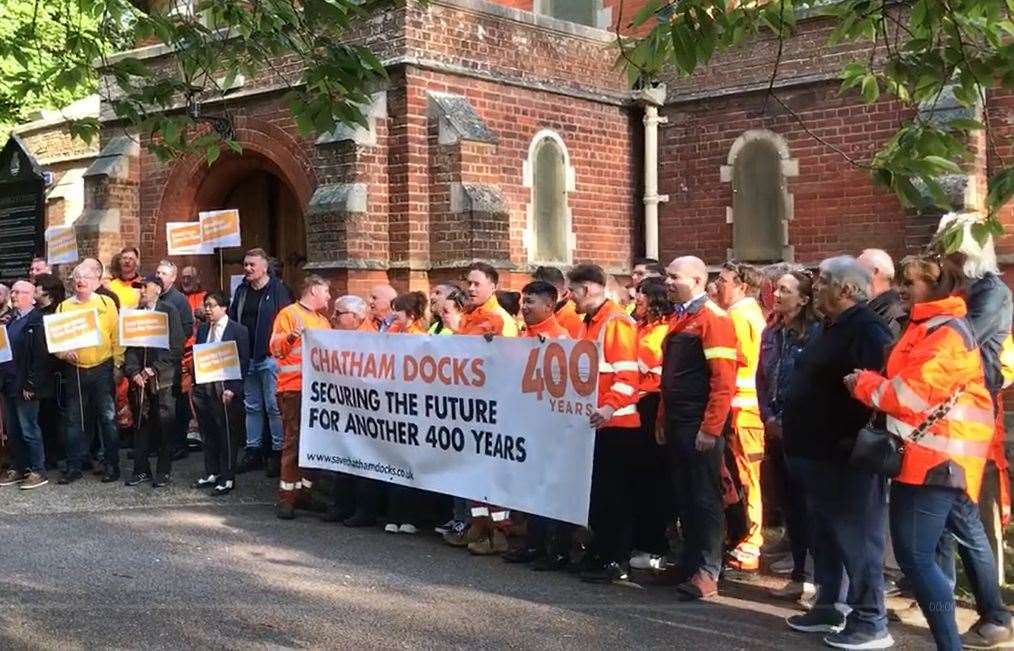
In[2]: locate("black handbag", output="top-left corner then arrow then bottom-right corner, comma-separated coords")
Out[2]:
849,387 -> 963,476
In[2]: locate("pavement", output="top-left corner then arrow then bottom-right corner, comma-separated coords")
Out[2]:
0,453 -> 976,650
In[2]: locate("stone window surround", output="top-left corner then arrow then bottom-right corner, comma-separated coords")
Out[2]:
719,128 -> 799,263
532,0 -> 611,30
522,129 -> 577,266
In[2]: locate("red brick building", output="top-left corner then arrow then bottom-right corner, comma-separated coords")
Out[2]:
12,0 -> 1014,291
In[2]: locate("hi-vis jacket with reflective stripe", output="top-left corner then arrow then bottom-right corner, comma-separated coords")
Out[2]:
637,319 -> 669,397
270,302 -> 332,393
728,297 -> 766,414
660,296 -> 739,437
852,296 -> 994,502
459,294 -> 519,337
580,299 -> 641,429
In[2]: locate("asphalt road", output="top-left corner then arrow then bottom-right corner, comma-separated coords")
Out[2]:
0,454 -> 968,650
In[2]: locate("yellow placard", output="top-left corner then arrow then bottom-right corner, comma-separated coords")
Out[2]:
46,226 -> 79,265
119,309 -> 170,349
199,209 -> 241,248
193,340 -> 242,383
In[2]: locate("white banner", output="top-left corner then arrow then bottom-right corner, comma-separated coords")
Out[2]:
0,325 -> 11,364
300,330 -> 599,526
229,274 -> 244,300
193,340 -> 242,384
166,221 -> 214,255
199,209 -> 241,248
45,226 -> 78,265
119,309 -> 169,349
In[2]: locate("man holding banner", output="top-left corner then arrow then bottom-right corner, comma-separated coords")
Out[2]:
52,263 -> 123,485
123,274 -> 185,488
270,275 -> 332,519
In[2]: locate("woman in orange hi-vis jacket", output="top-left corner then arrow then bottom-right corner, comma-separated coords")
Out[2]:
846,255 -> 1011,650
629,276 -> 674,572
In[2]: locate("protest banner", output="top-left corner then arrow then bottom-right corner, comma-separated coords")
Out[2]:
119,309 -> 169,349
193,340 -> 242,384
166,221 -> 213,255
45,225 -> 78,265
0,325 -> 11,364
229,274 -> 244,299
43,309 -> 100,353
199,209 -> 241,248
300,330 -> 599,526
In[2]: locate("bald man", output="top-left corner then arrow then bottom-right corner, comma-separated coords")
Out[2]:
857,248 -> 904,339
367,284 -> 398,332
662,256 -> 739,601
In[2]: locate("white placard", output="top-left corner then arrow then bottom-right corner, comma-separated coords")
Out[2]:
199,209 -> 241,248
166,222 -> 214,255
299,330 -> 600,526
193,340 -> 242,384
119,309 -> 169,349
0,325 -> 11,364
45,226 -> 78,265
43,309 -> 101,353
229,274 -> 244,300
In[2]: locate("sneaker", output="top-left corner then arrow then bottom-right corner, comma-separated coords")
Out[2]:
57,470 -> 83,485
580,561 -> 630,584
444,522 -> 487,548
18,471 -> 48,490
786,609 -> 846,634
961,620 -> 1014,649
125,472 -> 152,487
769,580 -> 816,601
823,628 -> 894,649
467,529 -> 509,556
531,553 -> 570,572
630,552 -> 666,571
726,546 -> 760,572
799,589 -> 818,611
434,519 -> 463,535
769,554 -> 796,576
152,474 -> 172,488
212,481 -> 235,496
675,570 -> 719,601
101,468 -> 121,483
398,524 -> 418,534
236,450 -> 263,474
0,469 -> 23,486
384,523 -> 399,533
193,475 -> 218,489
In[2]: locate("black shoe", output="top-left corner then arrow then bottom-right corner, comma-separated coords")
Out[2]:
171,448 -> 189,462
236,450 -> 263,474
580,562 -> 630,584
91,463 -> 105,476
343,512 -> 375,527
101,469 -> 121,483
57,471 -> 83,485
322,507 -> 354,523
566,553 -> 601,575
265,452 -> 281,479
276,502 -> 296,520
152,475 -> 172,488
193,475 -> 218,489
532,553 -> 570,572
212,481 -> 235,496
125,472 -> 151,486
502,547 -> 542,564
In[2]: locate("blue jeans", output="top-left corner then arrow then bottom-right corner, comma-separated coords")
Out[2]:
891,482 -> 1010,650
244,357 -> 282,451
63,361 -> 119,473
789,456 -> 888,636
5,396 -> 44,473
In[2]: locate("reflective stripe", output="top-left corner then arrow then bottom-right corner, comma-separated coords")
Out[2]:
731,396 -> 759,409
279,364 -> 301,374
599,362 -> 614,373
612,404 -> 638,417
870,381 -> 888,409
611,382 -> 636,396
703,346 -> 737,361
612,361 -> 639,373
301,478 -> 313,489
279,480 -> 299,491
736,376 -> 756,389
470,506 -> 490,517
887,416 -> 991,458
890,376 -> 931,413
946,403 -> 995,426
638,360 -> 662,375
923,315 -> 954,330
491,510 -> 510,522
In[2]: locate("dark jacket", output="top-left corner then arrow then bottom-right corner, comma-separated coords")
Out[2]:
123,300 -> 185,391
756,319 -> 822,425
161,286 -> 195,341
3,308 -> 54,399
228,276 -> 291,361
868,288 -> 906,341
964,272 -> 1012,396
194,318 -> 250,395
782,303 -> 892,461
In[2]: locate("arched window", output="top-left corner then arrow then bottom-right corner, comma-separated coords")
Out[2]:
524,131 -> 575,264
536,0 -> 602,28
722,130 -> 798,263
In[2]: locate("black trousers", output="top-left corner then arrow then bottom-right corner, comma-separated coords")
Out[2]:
588,426 -> 639,565
193,384 -> 244,482
666,419 -> 726,580
632,393 -> 669,555
766,434 -> 810,582
131,384 -> 175,478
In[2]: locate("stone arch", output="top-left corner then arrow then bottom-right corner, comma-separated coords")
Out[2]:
720,129 -> 798,263
522,129 -> 576,265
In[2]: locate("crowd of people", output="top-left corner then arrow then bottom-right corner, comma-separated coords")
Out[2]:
0,212 -> 1012,650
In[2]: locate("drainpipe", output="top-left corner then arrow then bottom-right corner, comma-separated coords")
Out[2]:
633,84 -> 669,261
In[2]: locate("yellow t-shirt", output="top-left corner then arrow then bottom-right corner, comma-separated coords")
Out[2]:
108,277 -> 140,310
56,293 -> 124,368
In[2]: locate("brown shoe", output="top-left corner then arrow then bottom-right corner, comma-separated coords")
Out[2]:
443,519 -> 489,548
18,471 -> 48,490
467,529 -> 509,556
0,469 -> 23,486
676,570 -> 719,601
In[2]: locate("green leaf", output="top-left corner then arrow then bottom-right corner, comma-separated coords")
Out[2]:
923,155 -> 962,173
947,118 -> 985,131
861,75 -> 880,103
206,144 -> 220,166
987,168 -> 1014,215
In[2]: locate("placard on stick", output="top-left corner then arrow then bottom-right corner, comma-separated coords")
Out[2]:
199,209 -> 241,248
43,309 -> 100,353
119,309 -> 169,349
193,340 -> 242,384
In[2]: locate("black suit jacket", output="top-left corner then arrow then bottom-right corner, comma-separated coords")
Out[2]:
124,300 -> 185,391
194,318 -> 250,395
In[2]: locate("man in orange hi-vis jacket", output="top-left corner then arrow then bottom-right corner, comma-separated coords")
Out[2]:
715,261 -> 768,572
662,256 -> 739,601
567,263 -> 641,585
270,275 -> 332,520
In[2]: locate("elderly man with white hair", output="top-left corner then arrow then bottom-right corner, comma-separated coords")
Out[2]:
857,248 -> 906,339
780,255 -> 895,649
